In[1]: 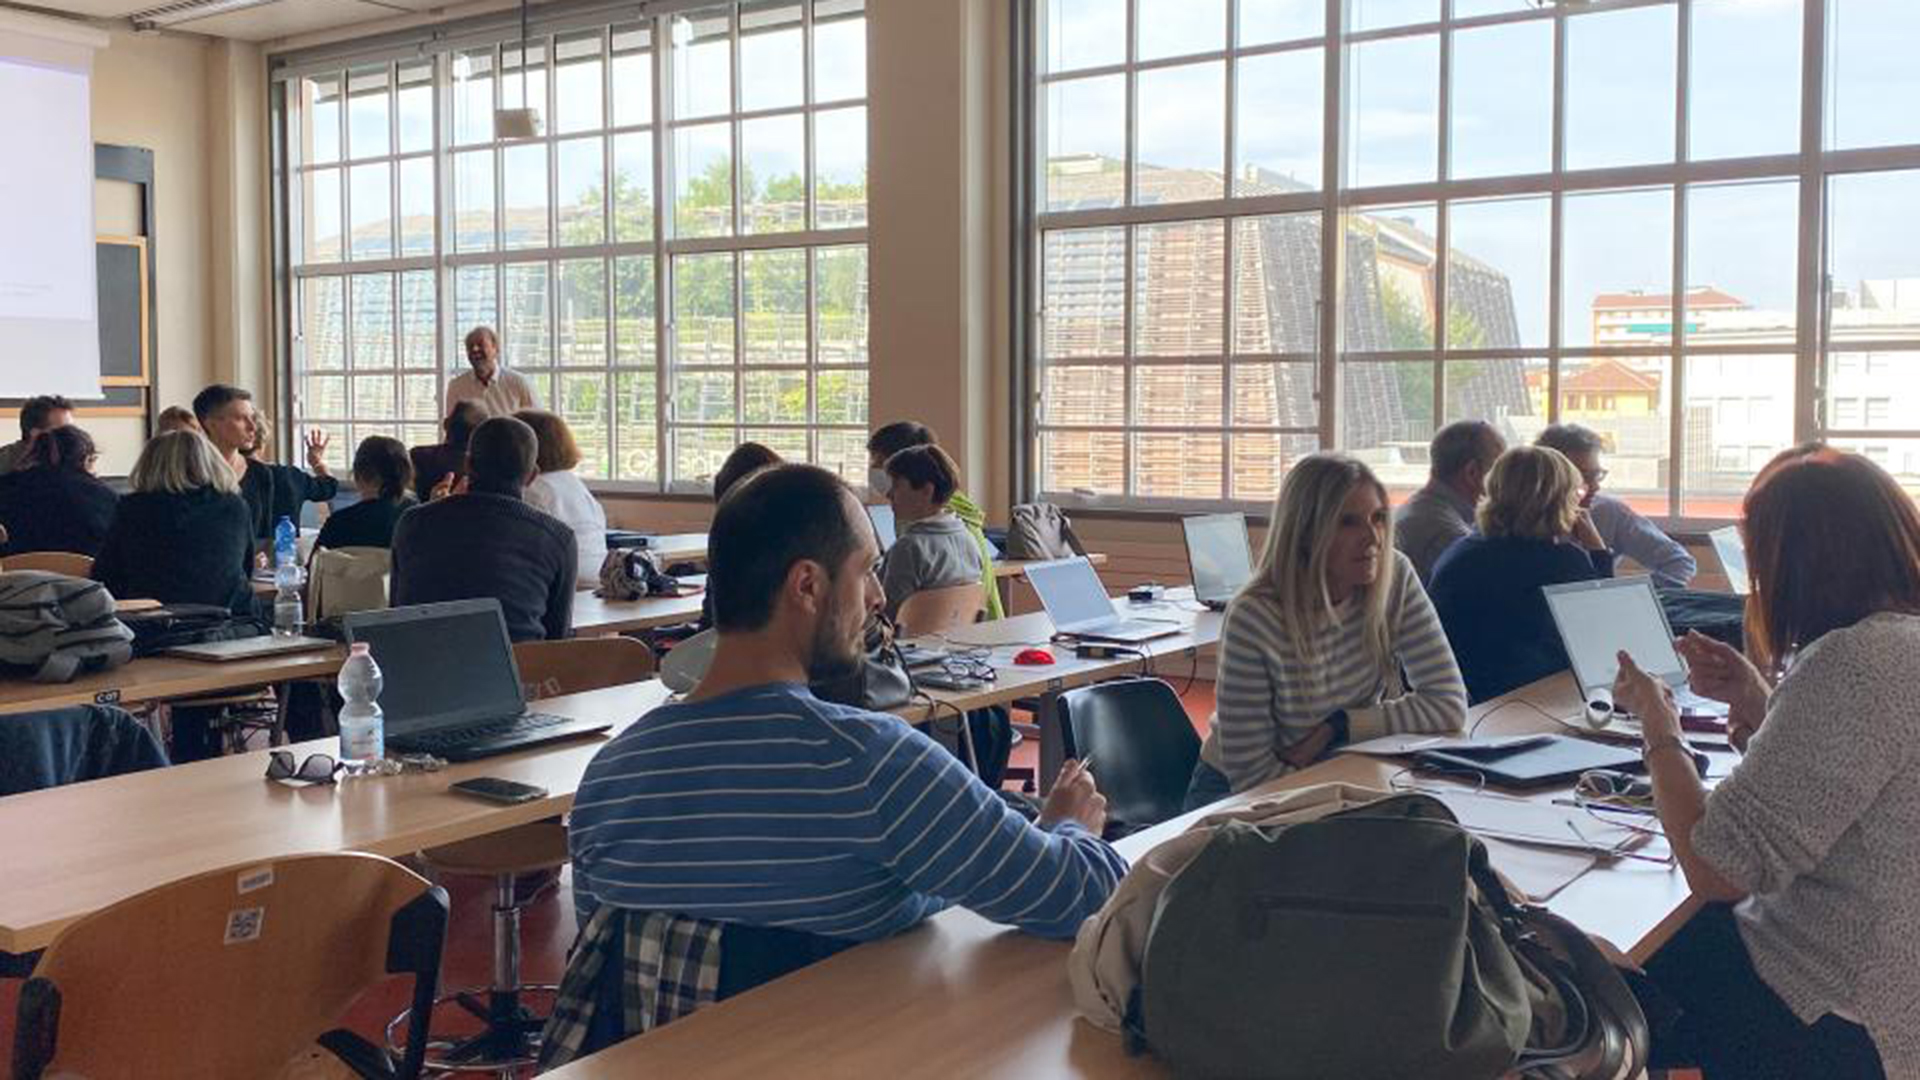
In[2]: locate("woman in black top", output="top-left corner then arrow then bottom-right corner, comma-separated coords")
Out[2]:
92,431 -> 255,615
0,426 -> 118,557
315,435 -> 416,551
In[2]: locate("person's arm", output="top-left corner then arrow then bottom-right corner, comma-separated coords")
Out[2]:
878,542 -> 919,621
1346,561 -> 1468,742
545,528 -> 576,640
1212,600 -> 1302,791
1594,498 -> 1693,587
869,727 -> 1127,939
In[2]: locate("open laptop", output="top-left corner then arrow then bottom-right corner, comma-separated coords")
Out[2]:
164,634 -> 336,662
1542,577 -> 1729,717
342,599 -> 612,762
867,504 -> 898,552
1708,526 -> 1749,595
1181,512 -> 1254,610
1026,556 -> 1180,643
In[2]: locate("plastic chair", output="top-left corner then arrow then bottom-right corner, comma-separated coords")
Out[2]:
13,852 -> 448,1080
1,551 -> 93,577
393,637 -> 654,1074
895,582 -> 983,638
1054,677 -> 1201,833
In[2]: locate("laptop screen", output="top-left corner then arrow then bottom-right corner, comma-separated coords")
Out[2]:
343,599 -> 525,735
867,504 -> 897,552
1183,513 -> 1253,604
1542,577 -> 1687,694
1025,557 -> 1116,631
1709,526 -> 1749,595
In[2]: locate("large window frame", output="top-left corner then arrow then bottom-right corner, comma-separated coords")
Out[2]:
1022,0 -> 1920,522
274,0 -> 870,494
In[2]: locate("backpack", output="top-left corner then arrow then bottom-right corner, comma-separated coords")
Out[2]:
1003,503 -> 1086,561
1128,792 -> 1646,1079
0,572 -> 135,683
596,547 -> 678,600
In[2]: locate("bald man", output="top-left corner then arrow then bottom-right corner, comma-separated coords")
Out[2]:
445,325 -> 540,419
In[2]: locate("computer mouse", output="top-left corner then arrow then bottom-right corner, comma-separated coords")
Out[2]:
1584,687 -> 1615,730
1013,648 -> 1056,666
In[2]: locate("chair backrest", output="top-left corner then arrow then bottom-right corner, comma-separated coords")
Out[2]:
308,545 -> 392,620
659,627 -> 717,693
0,705 -> 167,798
1,552 -> 93,577
514,636 -> 657,701
895,583 -> 984,639
1056,677 -> 1201,831
14,852 -> 448,1080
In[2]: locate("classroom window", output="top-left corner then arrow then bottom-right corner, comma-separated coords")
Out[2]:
280,1 -> 868,490
1027,0 -> 1920,513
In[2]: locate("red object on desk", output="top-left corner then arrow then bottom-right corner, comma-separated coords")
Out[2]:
1012,648 -> 1055,666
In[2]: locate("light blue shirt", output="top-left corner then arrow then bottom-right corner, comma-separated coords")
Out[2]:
1588,494 -> 1696,589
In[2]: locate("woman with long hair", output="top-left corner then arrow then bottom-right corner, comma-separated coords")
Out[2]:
92,431 -> 254,615
0,425 -> 117,557
517,408 -> 608,586
1184,453 -> 1466,808
1612,446 -> 1920,1078
314,435 -> 415,550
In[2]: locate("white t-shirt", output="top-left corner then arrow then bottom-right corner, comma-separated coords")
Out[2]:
446,368 -> 540,419
526,470 -> 608,586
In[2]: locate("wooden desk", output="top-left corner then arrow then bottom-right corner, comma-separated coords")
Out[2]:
993,553 -> 1106,581
569,591 -> 706,636
543,673 -> 1707,1079
0,680 -> 673,954
0,647 -> 347,717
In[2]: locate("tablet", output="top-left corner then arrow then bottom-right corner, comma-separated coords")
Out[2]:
1414,735 -> 1644,790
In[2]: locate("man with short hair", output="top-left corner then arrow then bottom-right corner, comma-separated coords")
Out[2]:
1535,424 -> 1695,589
568,464 -> 1122,962
389,415 -> 575,642
1396,420 -> 1505,584
0,395 -> 75,475
191,384 -> 338,543
445,326 -> 539,419
866,421 -> 1003,620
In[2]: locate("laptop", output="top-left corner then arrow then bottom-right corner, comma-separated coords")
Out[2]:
1542,577 -> 1729,717
1708,526 -> 1749,595
1181,512 -> 1255,610
342,599 -> 612,762
1026,556 -> 1180,643
164,635 -> 336,662
867,504 -> 898,552
1413,734 -> 1644,790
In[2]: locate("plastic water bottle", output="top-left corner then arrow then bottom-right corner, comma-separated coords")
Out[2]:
272,516 -> 305,638
337,642 -> 385,765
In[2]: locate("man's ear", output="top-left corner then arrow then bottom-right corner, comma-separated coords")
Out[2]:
785,558 -> 829,617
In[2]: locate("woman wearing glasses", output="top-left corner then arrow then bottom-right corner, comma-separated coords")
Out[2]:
1613,446 -> 1920,1079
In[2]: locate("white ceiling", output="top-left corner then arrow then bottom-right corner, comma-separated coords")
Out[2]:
15,0 -> 456,42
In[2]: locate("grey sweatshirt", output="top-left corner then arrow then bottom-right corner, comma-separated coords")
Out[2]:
879,512 -> 985,621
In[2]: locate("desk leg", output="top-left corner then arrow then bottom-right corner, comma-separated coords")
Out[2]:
1036,687 -> 1064,796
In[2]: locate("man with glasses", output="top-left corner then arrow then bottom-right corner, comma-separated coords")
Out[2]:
1536,424 -> 1696,589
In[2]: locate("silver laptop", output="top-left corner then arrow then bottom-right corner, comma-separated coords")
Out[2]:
1542,577 -> 1728,716
1026,556 -> 1180,643
164,634 -> 336,662
1182,512 -> 1254,610
1708,526 -> 1748,595
867,504 -> 897,552
342,599 -> 611,761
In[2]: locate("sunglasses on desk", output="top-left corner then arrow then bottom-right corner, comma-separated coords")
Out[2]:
265,750 -> 344,785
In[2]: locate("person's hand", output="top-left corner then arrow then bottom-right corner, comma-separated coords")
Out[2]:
429,473 -> 467,501
1614,651 -> 1679,741
1279,722 -> 1336,770
304,428 -> 330,473
1676,631 -> 1769,750
1571,509 -> 1607,552
1038,759 -> 1108,836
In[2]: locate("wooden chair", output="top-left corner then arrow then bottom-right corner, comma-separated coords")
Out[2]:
13,852 -> 448,1080
1,551 -> 93,577
395,636 -> 655,1073
895,582 -> 985,638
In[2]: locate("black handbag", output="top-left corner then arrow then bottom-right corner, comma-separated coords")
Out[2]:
811,616 -> 915,712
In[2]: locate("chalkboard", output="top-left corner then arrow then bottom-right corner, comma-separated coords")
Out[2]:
96,235 -> 148,386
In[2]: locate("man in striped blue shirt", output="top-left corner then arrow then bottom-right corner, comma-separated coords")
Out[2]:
570,463 -> 1125,948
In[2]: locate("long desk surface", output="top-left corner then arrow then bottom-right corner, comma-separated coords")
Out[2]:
0,647 -> 349,717
543,672 -> 1708,1079
619,530 -> 1105,582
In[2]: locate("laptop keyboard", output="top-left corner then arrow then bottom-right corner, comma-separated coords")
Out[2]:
393,712 -> 572,753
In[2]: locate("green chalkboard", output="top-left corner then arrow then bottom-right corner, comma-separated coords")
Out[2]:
96,235 -> 148,386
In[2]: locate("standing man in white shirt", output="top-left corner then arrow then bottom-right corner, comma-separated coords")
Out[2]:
446,325 -> 539,419
1536,423 -> 1696,588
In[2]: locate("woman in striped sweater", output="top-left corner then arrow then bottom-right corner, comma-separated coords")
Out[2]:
1184,454 -> 1468,809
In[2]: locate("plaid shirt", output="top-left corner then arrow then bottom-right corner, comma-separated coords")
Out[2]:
538,906 -> 724,1069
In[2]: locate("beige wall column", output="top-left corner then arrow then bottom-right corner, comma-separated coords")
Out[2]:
204,38 -> 271,406
867,0 -> 1006,513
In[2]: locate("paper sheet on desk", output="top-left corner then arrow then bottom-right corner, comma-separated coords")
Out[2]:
1479,838 -> 1598,902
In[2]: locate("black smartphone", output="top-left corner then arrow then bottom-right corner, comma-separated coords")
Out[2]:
448,777 -> 549,804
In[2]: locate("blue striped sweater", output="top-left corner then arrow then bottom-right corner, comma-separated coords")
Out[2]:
569,683 -> 1128,941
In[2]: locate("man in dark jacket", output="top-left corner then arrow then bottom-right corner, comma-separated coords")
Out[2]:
193,384 -> 340,544
390,416 -> 576,642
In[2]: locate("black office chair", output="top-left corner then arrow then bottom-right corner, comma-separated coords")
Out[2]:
1054,678 -> 1201,835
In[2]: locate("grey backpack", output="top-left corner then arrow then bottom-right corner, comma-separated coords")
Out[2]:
0,571 -> 136,683
1004,502 -> 1087,561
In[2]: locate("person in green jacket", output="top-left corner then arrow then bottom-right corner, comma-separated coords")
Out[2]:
867,421 -> 1004,621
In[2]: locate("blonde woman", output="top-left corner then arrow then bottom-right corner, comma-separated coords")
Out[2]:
1186,454 -> 1467,809
1427,445 -> 1612,703
92,431 -> 255,615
